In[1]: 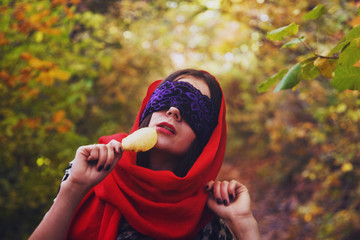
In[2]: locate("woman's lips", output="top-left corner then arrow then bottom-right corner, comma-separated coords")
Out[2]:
156,122 -> 176,135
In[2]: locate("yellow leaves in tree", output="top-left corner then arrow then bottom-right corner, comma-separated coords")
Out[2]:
11,3 -> 61,35
29,57 -> 55,70
35,68 -> 70,86
29,10 -> 50,24
52,110 -> 73,133
50,68 -> 71,81
21,53 -> 71,86
3,52 -> 71,88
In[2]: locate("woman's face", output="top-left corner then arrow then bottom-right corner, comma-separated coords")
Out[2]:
148,76 -> 211,155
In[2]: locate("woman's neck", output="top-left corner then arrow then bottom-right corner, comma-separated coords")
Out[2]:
149,149 -> 182,172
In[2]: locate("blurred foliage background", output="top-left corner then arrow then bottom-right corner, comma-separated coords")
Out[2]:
1,0 -> 360,239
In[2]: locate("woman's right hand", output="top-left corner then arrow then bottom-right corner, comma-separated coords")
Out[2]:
30,140 -> 122,240
64,140 -> 123,191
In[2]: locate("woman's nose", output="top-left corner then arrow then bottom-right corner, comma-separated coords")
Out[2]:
166,107 -> 182,121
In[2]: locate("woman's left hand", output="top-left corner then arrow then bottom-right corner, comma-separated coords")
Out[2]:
205,180 -> 252,220
205,180 -> 260,240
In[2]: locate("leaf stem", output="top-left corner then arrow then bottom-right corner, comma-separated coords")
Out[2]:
314,53 -> 339,59
299,37 -> 316,54
298,37 -> 339,59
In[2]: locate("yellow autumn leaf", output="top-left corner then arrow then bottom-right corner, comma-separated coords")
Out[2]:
49,68 -> 71,81
29,57 -> 55,70
314,57 -> 336,78
35,71 -> 54,86
29,10 -> 50,24
40,27 -> 61,35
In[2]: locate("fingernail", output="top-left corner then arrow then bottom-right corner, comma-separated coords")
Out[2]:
105,165 -> 111,171
229,194 -> 234,200
224,200 -> 229,206
216,198 -> 222,205
98,165 -> 103,171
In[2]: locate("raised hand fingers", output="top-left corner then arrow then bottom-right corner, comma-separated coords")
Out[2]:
107,139 -> 122,154
97,144 -> 108,171
205,180 -> 244,206
205,180 -> 229,205
228,180 -> 239,203
85,143 -> 122,172
106,140 -> 123,169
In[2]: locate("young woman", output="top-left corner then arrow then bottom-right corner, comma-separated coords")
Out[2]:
30,69 -> 260,240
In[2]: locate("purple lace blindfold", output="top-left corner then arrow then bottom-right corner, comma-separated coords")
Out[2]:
140,81 -> 218,146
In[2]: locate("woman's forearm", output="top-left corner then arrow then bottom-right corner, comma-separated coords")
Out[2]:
29,182 -> 89,240
224,215 -> 261,240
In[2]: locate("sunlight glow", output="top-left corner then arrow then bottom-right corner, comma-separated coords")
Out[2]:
170,52 -> 186,67
189,25 -> 199,33
225,52 -> 234,62
176,15 -> 185,23
202,0 -> 221,10
293,9 -> 300,15
123,31 -> 132,39
166,1 -> 178,8
142,41 -> 151,49
259,14 -> 269,22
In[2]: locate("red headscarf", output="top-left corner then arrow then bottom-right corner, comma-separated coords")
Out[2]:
67,78 -> 227,240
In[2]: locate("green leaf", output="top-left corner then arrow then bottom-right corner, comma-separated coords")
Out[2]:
303,4 -> 326,20
300,57 -> 320,80
257,69 -> 288,93
281,36 -> 305,48
329,26 -> 360,55
331,40 -> 360,91
329,39 -> 350,55
274,63 -> 301,92
267,22 -> 299,41
345,25 -> 360,41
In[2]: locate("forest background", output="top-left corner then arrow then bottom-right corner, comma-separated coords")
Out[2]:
1,0 -> 360,239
